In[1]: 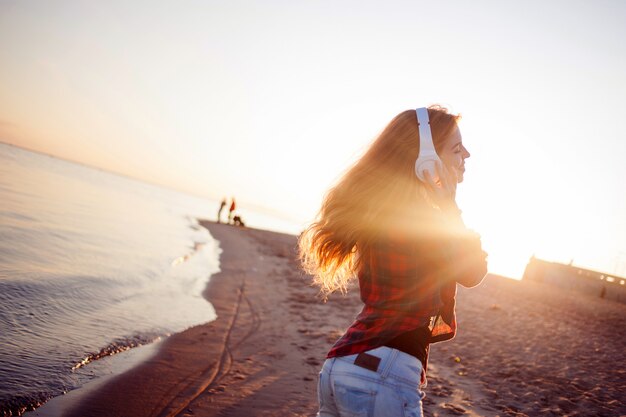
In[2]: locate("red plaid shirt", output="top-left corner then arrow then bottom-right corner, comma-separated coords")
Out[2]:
327,219 -> 487,360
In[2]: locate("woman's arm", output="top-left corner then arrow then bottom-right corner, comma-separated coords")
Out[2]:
447,232 -> 488,288
439,203 -> 488,288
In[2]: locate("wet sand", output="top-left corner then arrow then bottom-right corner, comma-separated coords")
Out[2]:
39,222 -> 626,416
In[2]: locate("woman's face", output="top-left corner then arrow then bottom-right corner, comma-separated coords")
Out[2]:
439,125 -> 470,183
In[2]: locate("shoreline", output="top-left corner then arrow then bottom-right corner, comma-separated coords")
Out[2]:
27,221 -> 320,416
25,341 -> 164,417
28,221 -> 251,416
25,221 -> 626,416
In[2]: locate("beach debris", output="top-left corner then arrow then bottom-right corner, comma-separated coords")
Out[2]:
71,334 -> 162,371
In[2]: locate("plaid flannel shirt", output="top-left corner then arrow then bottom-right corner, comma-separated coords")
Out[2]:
327,219 -> 487,360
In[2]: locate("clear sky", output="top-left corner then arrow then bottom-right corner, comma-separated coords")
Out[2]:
1,0 -> 625,279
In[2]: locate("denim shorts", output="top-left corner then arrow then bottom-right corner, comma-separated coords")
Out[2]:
317,346 -> 426,417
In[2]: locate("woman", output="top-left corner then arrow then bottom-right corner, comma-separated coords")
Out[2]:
299,106 -> 488,416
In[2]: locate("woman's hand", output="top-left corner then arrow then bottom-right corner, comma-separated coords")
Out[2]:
422,162 -> 458,208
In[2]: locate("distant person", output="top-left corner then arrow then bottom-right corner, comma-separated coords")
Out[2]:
299,106 -> 488,416
217,198 -> 226,223
233,214 -> 245,227
228,198 -> 236,224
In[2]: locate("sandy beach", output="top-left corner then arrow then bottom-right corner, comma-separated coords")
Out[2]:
37,221 -> 625,417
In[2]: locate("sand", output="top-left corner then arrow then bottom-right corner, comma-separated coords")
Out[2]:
34,222 -> 626,416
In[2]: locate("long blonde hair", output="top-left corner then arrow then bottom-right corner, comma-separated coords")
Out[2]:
298,105 -> 461,295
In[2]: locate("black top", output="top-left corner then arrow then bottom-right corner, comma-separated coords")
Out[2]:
384,326 -> 430,367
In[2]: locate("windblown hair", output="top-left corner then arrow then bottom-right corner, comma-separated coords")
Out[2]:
299,105 -> 461,296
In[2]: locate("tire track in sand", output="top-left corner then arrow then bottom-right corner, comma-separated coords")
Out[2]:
151,279 -> 261,417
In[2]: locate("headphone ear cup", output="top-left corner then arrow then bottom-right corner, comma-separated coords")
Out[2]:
415,151 -> 442,183
414,107 -> 442,184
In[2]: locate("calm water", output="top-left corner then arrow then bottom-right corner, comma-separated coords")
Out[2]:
0,143 -> 222,414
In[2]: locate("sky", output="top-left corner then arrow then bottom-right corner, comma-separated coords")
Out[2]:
1,0 -> 625,279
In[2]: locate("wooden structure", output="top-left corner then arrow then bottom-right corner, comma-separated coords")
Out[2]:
522,256 -> 626,304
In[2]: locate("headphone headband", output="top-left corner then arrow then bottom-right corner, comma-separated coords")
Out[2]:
414,107 -> 441,182
415,107 -> 435,152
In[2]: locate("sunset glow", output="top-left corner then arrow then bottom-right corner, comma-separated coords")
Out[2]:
1,1 -> 625,279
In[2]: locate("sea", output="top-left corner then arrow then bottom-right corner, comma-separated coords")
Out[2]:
0,143 -> 295,415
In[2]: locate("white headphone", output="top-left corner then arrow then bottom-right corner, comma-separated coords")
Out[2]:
414,107 -> 442,183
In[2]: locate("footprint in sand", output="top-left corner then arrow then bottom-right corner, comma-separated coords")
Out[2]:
305,357 -> 321,366
430,385 -> 453,397
441,402 -> 467,415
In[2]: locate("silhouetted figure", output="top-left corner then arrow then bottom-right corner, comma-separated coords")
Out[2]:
600,285 -> 606,299
217,198 -> 226,223
233,215 -> 245,227
228,198 -> 236,224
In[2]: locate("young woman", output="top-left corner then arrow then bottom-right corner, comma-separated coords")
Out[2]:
299,106 -> 488,417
